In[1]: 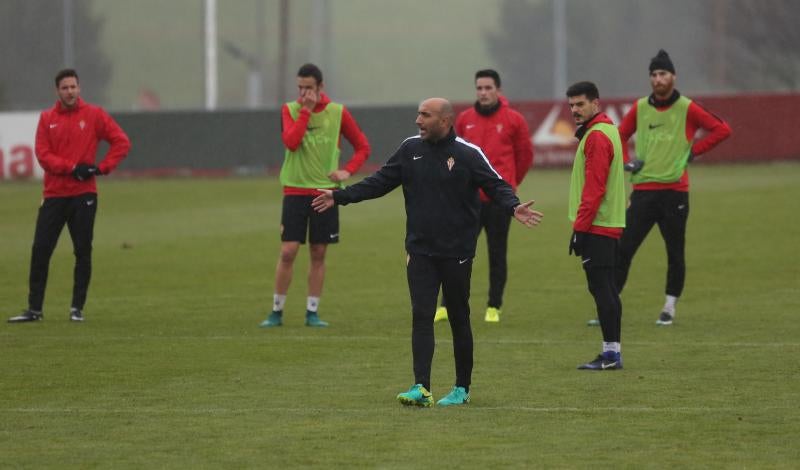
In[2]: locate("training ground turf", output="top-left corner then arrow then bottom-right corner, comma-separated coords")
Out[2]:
1,163 -> 798,468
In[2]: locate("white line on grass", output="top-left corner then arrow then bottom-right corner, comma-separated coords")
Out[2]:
2,405 -> 794,415
1,334 -> 797,348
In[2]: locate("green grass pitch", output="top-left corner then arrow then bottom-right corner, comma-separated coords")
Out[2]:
1,163 -> 798,468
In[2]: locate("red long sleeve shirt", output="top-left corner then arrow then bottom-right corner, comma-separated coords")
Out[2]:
281,92 -> 371,196
618,97 -> 731,192
574,113 -> 623,239
455,96 -> 534,202
35,97 -> 130,198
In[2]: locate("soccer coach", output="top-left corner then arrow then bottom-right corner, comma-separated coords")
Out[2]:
312,98 -> 543,407
8,69 -> 130,323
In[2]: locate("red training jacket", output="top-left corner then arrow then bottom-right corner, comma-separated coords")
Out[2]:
35,97 -> 131,198
574,113 -> 623,239
618,97 -> 731,192
281,92 -> 371,196
455,96 -> 534,202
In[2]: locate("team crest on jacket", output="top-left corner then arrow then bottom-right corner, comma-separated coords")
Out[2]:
447,156 -> 455,171
496,123 -> 503,133
79,120 -> 86,130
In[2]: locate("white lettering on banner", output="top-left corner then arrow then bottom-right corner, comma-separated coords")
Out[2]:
0,112 -> 43,180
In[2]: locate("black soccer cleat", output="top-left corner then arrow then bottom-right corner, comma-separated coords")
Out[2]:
578,352 -> 623,370
8,310 -> 43,323
656,311 -> 674,326
70,308 -> 84,322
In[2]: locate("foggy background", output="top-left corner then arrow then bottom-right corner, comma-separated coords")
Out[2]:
1,0 -> 798,112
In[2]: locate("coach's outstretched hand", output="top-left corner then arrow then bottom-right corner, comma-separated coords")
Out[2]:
513,200 -> 544,228
312,189 -> 335,213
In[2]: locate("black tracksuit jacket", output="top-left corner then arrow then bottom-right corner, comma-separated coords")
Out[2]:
333,128 -> 521,259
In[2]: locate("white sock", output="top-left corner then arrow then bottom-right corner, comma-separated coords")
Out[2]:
272,294 -> 286,313
663,295 -> 678,316
603,342 -> 621,353
307,296 -> 320,313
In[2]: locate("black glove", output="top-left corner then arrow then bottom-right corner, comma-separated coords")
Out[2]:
72,164 -> 100,181
568,231 -> 586,257
623,158 -> 644,174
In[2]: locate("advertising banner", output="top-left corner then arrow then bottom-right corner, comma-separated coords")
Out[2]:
0,112 -> 42,180
466,93 -> 800,167
1,93 -> 797,181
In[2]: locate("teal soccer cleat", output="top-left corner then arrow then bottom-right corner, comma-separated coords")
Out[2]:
259,311 -> 283,328
436,386 -> 470,407
396,384 -> 433,407
304,311 -> 329,327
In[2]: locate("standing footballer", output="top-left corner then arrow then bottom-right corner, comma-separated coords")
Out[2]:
8,69 -> 131,323
260,63 -> 370,328
611,50 -> 731,326
566,82 -> 626,370
434,69 -> 534,324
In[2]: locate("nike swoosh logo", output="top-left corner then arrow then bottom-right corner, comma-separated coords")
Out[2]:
602,361 -> 618,369
413,155 -> 423,160
49,124 -> 58,128
582,258 -> 591,264
86,200 -> 95,206
648,123 -> 664,129
329,233 -> 339,239
458,258 -> 469,264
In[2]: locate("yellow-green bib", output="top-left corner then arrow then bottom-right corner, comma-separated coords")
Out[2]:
568,122 -> 626,228
632,96 -> 692,184
280,101 -> 344,188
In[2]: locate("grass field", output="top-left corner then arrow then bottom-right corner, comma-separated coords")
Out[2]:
1,163 -> 799,468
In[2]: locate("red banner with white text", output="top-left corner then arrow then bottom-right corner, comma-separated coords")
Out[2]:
458,93 -> 800,167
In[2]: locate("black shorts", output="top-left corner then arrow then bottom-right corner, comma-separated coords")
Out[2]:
581,233 -> 619,269
280,195 -> 339,244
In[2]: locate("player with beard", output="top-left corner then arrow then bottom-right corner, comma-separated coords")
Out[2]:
587,50 -> 731,327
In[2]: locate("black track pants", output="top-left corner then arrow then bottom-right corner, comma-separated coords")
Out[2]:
616,190 -> 689,297
440,201 -> 511,309
581,234 -> 622,343
407,254 -> 473,391
480,201 -> 512,308
28,194 -> 97,311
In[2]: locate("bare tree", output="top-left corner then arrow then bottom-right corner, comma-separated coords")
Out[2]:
0,0 -> 110,110
717,0 -> 800,91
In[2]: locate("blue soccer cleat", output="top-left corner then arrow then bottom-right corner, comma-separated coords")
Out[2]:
577,351 -> 623,370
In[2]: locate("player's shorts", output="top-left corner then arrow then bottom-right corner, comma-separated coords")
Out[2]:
280,195 -> 339,244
